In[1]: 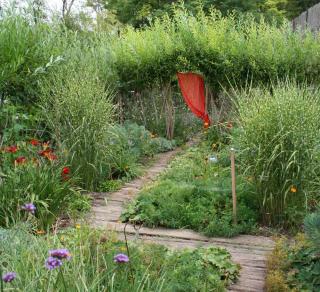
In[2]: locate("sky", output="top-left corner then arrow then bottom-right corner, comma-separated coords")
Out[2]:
0,0 -> 87,14
45,0 -> 85,12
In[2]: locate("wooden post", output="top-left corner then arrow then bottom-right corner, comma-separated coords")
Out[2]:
230,148 -> 237,224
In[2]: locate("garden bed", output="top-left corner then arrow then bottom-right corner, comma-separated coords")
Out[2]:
121,140 -> 259,237
0,226 -> 239,291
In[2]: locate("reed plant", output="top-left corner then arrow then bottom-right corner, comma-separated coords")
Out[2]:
233,82 -> 320,227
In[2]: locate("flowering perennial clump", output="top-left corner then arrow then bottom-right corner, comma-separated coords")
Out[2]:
2,272 -> 16,283
49,249 -> 71,260
45,256 -> 63,270
45,248 -> 71,270
21,203 -> 36,214
114,253 -> 129,263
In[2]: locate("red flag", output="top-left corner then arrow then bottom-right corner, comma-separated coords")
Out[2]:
177,72 -> 210,126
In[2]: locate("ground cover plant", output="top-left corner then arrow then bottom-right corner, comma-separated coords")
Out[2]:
0,225 -> 240,292
266,211 -> 320,291
122,135 -> 259,237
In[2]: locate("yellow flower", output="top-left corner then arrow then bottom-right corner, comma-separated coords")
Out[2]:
120,246 -> 127,252
36,230 -> 46,235
290,186 -> 297,193
60,236 -> 65,241
75,224 -> 81,229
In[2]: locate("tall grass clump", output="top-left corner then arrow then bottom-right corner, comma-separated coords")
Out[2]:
233,82 -> 320,227
40,63 -> 114,191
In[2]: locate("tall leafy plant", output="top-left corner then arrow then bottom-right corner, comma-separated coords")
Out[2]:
233,82 -> 320,226
40,63 -> 114,191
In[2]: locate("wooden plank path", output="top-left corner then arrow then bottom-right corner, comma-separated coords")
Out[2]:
89,143 -> 274,292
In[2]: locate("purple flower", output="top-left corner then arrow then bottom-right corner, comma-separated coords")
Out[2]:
21,203 -> 36,214
45,256 -> 62,270
114,253 -> 129,263
2,272 -> 16,283
49,249 -> 71,260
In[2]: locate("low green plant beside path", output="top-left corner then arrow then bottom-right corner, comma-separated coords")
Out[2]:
122,141 -> 258,237
0,226 -> 239,292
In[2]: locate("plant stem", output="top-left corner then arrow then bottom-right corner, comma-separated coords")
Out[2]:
123,223 -> 134,284
0,265 -> 4,292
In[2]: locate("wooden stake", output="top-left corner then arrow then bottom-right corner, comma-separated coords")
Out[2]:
230,148 -> 237,224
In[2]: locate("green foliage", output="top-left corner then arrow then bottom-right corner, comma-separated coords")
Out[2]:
106,122 -> 176,180
233,82 -> 320,227
40,63 -> 114,191
304,211 -> 320,252
0,226 -> 239,291
112,8 -> 320,94
0,101 -> 42,144
266,233 -> 320,292
0,142 -> 89,229
122,143 -> 258,237
105,0 -> 307,26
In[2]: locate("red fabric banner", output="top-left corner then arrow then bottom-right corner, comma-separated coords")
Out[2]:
177,72 -> 211,125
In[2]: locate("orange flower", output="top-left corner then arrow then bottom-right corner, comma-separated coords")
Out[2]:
38,149 -> 52,157
226,121 -> 233,129
290,186 -> 297,193
5,145 -> 18,153
203,122 -> 210,129
46,152 -> 57,161
36,230 -> 46,235
14,156 -> 26,165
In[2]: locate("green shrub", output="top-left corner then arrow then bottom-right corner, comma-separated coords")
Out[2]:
105,123 -> 176,181
0,226 -> 239,291
112,8 -> 320,93
266,233 -> 320,292
233,82 -> 320,227
40,64 -> 114,191
0,141 -> 89,228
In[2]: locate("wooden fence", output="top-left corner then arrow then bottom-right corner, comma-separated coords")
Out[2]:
292,2 -> 320,32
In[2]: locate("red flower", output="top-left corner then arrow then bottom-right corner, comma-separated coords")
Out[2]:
62,167 -> 70,175
30,139 -> 40,146
15,156 -> 26,165
61,167 -> 70,181
5,145 -> 18,153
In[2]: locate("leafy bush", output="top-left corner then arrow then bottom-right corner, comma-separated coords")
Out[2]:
106,122 -> 176,180
122,143 -> 258,237
266,233 -> 320,292
304,210 -> 320,252
0,101 -> 42,144
0,141 -> 89,228
40,64 -> 114,191
0,226 -> 239,291
233,82 -> 320,227
112,9 -> 320,93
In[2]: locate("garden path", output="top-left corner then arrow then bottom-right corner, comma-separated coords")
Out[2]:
89,142 -> 274,292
